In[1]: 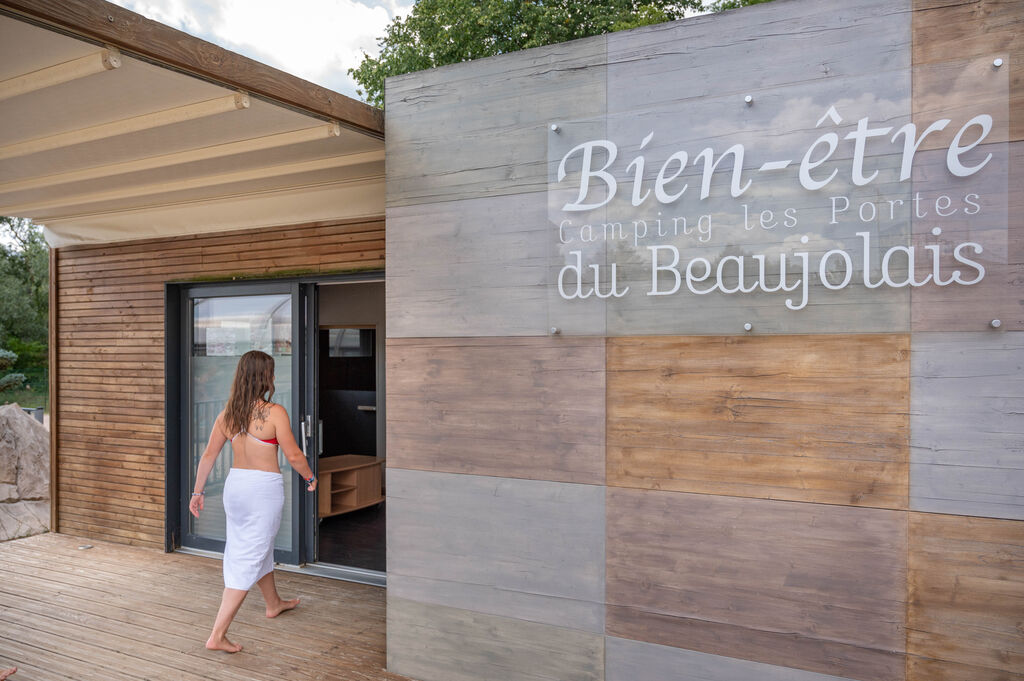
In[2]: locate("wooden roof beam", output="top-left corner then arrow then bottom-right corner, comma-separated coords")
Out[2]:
0,46 -> 120,101
0,149 -> 385,215
0,0 -> 383,137
0,91 -> 249,161
0,122 -> 341,193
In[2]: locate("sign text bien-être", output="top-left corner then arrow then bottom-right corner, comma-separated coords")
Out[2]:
552,106 -> 999,310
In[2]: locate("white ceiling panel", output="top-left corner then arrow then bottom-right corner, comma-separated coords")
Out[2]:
0,11 -> 384,246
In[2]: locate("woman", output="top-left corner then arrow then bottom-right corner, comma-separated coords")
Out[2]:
189,350 -> 317,653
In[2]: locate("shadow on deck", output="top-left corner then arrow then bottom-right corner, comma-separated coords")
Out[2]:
0,533 -> 415,681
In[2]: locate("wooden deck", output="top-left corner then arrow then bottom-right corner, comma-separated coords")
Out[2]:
0,533 -> 415,681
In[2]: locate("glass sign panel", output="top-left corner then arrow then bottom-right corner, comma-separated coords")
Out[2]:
547,56 -> 1009,335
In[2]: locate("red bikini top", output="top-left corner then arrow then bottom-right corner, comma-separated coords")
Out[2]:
232,431 -> 279,446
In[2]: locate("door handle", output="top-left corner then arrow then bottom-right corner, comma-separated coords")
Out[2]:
357,405 -> 377,412
301,415 -> 313,459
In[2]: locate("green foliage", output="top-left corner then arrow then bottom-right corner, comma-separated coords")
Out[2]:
0,217 -> 47,404
0,217 -> 49,347
703,0 -> 773,11
349,0 -> 701,108
0,347 -> 25,394
2,366 -> 47,408
6,338 -> 46,369
0,372 -> 26,394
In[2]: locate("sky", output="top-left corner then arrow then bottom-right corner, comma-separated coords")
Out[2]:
106,0 -> 416,101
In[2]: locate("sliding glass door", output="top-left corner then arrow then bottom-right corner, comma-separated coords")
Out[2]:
179,282 -> 309,564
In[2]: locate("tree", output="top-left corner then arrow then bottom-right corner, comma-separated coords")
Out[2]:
704,0 -> 774,11
0,217 -> 48,348
0,347 -> 25,394
349,0 -> 701,108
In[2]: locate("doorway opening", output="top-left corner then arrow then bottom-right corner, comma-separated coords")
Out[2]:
313,282 -> 386,574
169,275 -> 386,585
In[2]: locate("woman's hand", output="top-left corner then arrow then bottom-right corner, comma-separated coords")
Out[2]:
189,493 -> 204,517
306,478 -> 317,492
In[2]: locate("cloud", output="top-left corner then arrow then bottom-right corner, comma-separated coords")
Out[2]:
107,0 -> 413,100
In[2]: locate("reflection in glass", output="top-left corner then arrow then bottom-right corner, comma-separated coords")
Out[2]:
547,54 -> 1008,335
189,294 -> 294,550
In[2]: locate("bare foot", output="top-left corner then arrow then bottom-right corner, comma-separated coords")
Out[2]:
266,597 -> 300,618
0,667 -> 16,680
205,635 -> 242,653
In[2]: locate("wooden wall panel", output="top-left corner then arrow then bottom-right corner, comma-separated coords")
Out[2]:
385,193 -> 552,338
607,0 -> 909,114
606,488 -> 907,681
385,37 -> 606,207
910,332 -> 1024,519
55,217 -> 384,547
912,0 -> 1024,142
607,335 -> 910,509
907,512 -> 1024,680
386,469 -> 605,632
387,596 -> 604,681
606,637 -> 863,681
387,336 -> 605,484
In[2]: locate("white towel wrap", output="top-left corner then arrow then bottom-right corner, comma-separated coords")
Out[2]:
222,467 -> 284,590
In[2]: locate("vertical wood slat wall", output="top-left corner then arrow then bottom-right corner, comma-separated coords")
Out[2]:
384,1 -> 1024,680
53,217 -> 384,547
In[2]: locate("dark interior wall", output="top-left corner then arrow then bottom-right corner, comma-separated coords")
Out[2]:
318,282 -> 386,459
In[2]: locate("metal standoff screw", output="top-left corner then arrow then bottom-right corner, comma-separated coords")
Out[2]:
744,95 -> 753,105
991,319 -> 1002,328
743,322 -> 753,332
550,326 -> 561,334
993,58 -> 1004,68
550,124 -> 560,133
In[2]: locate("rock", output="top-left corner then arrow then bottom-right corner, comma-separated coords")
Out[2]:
0,499 -> 48,540
0,403 -> 50,500
0,403 -> 50,541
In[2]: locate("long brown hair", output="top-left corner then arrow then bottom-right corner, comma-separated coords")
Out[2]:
223,350 -> 275,436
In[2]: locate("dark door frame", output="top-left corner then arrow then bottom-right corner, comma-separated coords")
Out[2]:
164,270 -> 384,565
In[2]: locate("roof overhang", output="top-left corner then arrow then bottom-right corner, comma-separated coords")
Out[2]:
0,0 -> 385,247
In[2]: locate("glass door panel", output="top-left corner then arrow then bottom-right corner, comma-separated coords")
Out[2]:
185,291 -> 299,559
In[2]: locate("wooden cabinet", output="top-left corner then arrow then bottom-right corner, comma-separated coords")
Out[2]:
317,455 -> 384,518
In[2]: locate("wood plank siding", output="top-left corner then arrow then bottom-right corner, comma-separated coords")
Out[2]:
54,217 -> 384,547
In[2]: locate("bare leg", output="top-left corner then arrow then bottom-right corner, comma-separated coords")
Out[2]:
0,667 -> 16,680
255,571 -> 300,618
206,587 -> 247,652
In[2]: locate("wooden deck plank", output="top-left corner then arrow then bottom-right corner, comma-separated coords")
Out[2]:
0,533 -> 414,681
0,633 -> 141,681
0,537 -> 396,673
0,553 -> 389,652
0,541 -> 389,646
0,568 -> 384,661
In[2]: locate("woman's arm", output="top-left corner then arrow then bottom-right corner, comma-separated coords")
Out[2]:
272,404 -> 317,490
189,412 -> 230,517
